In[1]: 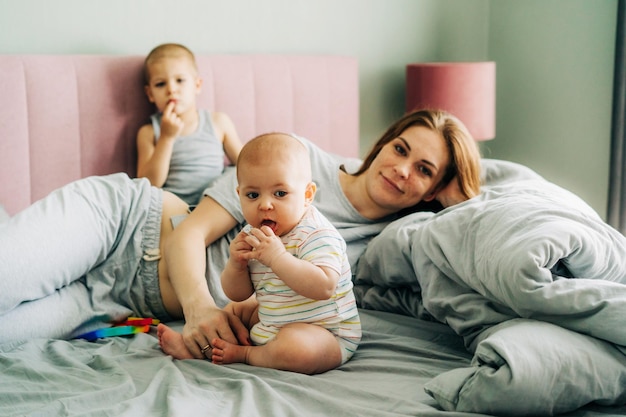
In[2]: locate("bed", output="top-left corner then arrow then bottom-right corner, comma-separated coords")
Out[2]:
1,54 -> 625,417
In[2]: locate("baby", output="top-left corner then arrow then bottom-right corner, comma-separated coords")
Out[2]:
158,133 -> 361,374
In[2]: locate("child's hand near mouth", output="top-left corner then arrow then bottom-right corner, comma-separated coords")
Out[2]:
159,100 -> 184,140
241,224 -> 286,268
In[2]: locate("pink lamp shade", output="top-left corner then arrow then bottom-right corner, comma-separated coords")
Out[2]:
406,62 -> 496,140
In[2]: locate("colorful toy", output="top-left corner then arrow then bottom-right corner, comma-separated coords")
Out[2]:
75,317 -> 160,341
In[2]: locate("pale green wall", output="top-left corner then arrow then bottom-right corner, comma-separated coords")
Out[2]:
0,0 -> 618,216
434,0 -> 617,217
483,0 -> 618,218
0,0 -> 454,155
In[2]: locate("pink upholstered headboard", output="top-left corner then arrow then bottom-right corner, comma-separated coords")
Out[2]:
0,55 -> 359,216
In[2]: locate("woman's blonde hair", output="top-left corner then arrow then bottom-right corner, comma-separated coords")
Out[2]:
354,109 -> 481,213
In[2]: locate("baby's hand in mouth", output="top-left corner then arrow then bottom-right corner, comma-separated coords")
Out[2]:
260,220 -> 277,234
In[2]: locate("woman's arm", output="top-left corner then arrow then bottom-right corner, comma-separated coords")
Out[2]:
164,195 -> 248,357
435,176 -> 470,208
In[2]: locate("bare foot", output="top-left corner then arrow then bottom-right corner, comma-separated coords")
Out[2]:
211,337 -> 250,365
157,323 -> 194,359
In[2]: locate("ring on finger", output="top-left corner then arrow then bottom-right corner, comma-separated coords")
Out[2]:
201,343 -> 212,355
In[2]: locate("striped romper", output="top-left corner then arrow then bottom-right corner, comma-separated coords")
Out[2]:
248,206 -> 361,364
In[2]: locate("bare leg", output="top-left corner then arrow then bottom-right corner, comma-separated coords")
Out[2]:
211,323 -> 343,375
158,297 -> 259,360
157,323 -> 195,359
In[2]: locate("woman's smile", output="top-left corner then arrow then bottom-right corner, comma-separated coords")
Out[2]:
379,172 -> 404,194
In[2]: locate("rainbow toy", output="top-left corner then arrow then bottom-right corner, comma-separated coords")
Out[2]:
75,317 -> 160,341
117,317 -> 160,327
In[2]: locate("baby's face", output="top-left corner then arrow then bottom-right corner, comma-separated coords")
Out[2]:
237,162 -> 313,237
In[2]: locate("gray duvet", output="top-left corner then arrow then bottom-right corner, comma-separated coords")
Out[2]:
355,159 -> 626,415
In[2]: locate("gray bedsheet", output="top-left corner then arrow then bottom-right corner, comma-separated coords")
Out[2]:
0,310 -> 468,417
1,309 -> 624,417
355,159 -> 626,415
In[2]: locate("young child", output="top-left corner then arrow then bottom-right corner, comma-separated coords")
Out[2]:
158,132 -> 362,374
136,43 -> 243,206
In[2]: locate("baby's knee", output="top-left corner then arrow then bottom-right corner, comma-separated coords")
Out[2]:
281,324 -> 342,369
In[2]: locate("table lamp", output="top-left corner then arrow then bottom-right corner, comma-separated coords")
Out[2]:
406,62 -> 496,140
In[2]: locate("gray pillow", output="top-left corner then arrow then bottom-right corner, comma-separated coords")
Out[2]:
425,319 -> 626,415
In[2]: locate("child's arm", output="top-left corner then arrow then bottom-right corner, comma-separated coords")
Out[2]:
270,251 -> 339,300
212,112 -> 243,166
136,102 -> 183,186
221,230 -> 255,302
243,226 -> 339,300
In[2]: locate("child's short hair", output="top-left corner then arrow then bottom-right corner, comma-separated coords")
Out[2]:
143,43 -> 197,84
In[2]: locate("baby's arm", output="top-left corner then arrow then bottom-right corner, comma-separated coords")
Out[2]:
270,250 -> 339,300
221,228 -> 255,302
136,102 -> 183,186
212,112 -> 243,166
243,226 -> 339,300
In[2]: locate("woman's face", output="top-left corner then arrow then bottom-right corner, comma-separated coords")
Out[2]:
365,125 -> 449,213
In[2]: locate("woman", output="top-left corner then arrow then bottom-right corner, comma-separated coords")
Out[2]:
0,109 -> 481,347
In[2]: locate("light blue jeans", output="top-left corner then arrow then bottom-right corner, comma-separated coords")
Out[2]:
0,174 -> 172,343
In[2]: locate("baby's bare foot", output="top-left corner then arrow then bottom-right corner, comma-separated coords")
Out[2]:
157,323 -> 194,360
211,337 -> 249,365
